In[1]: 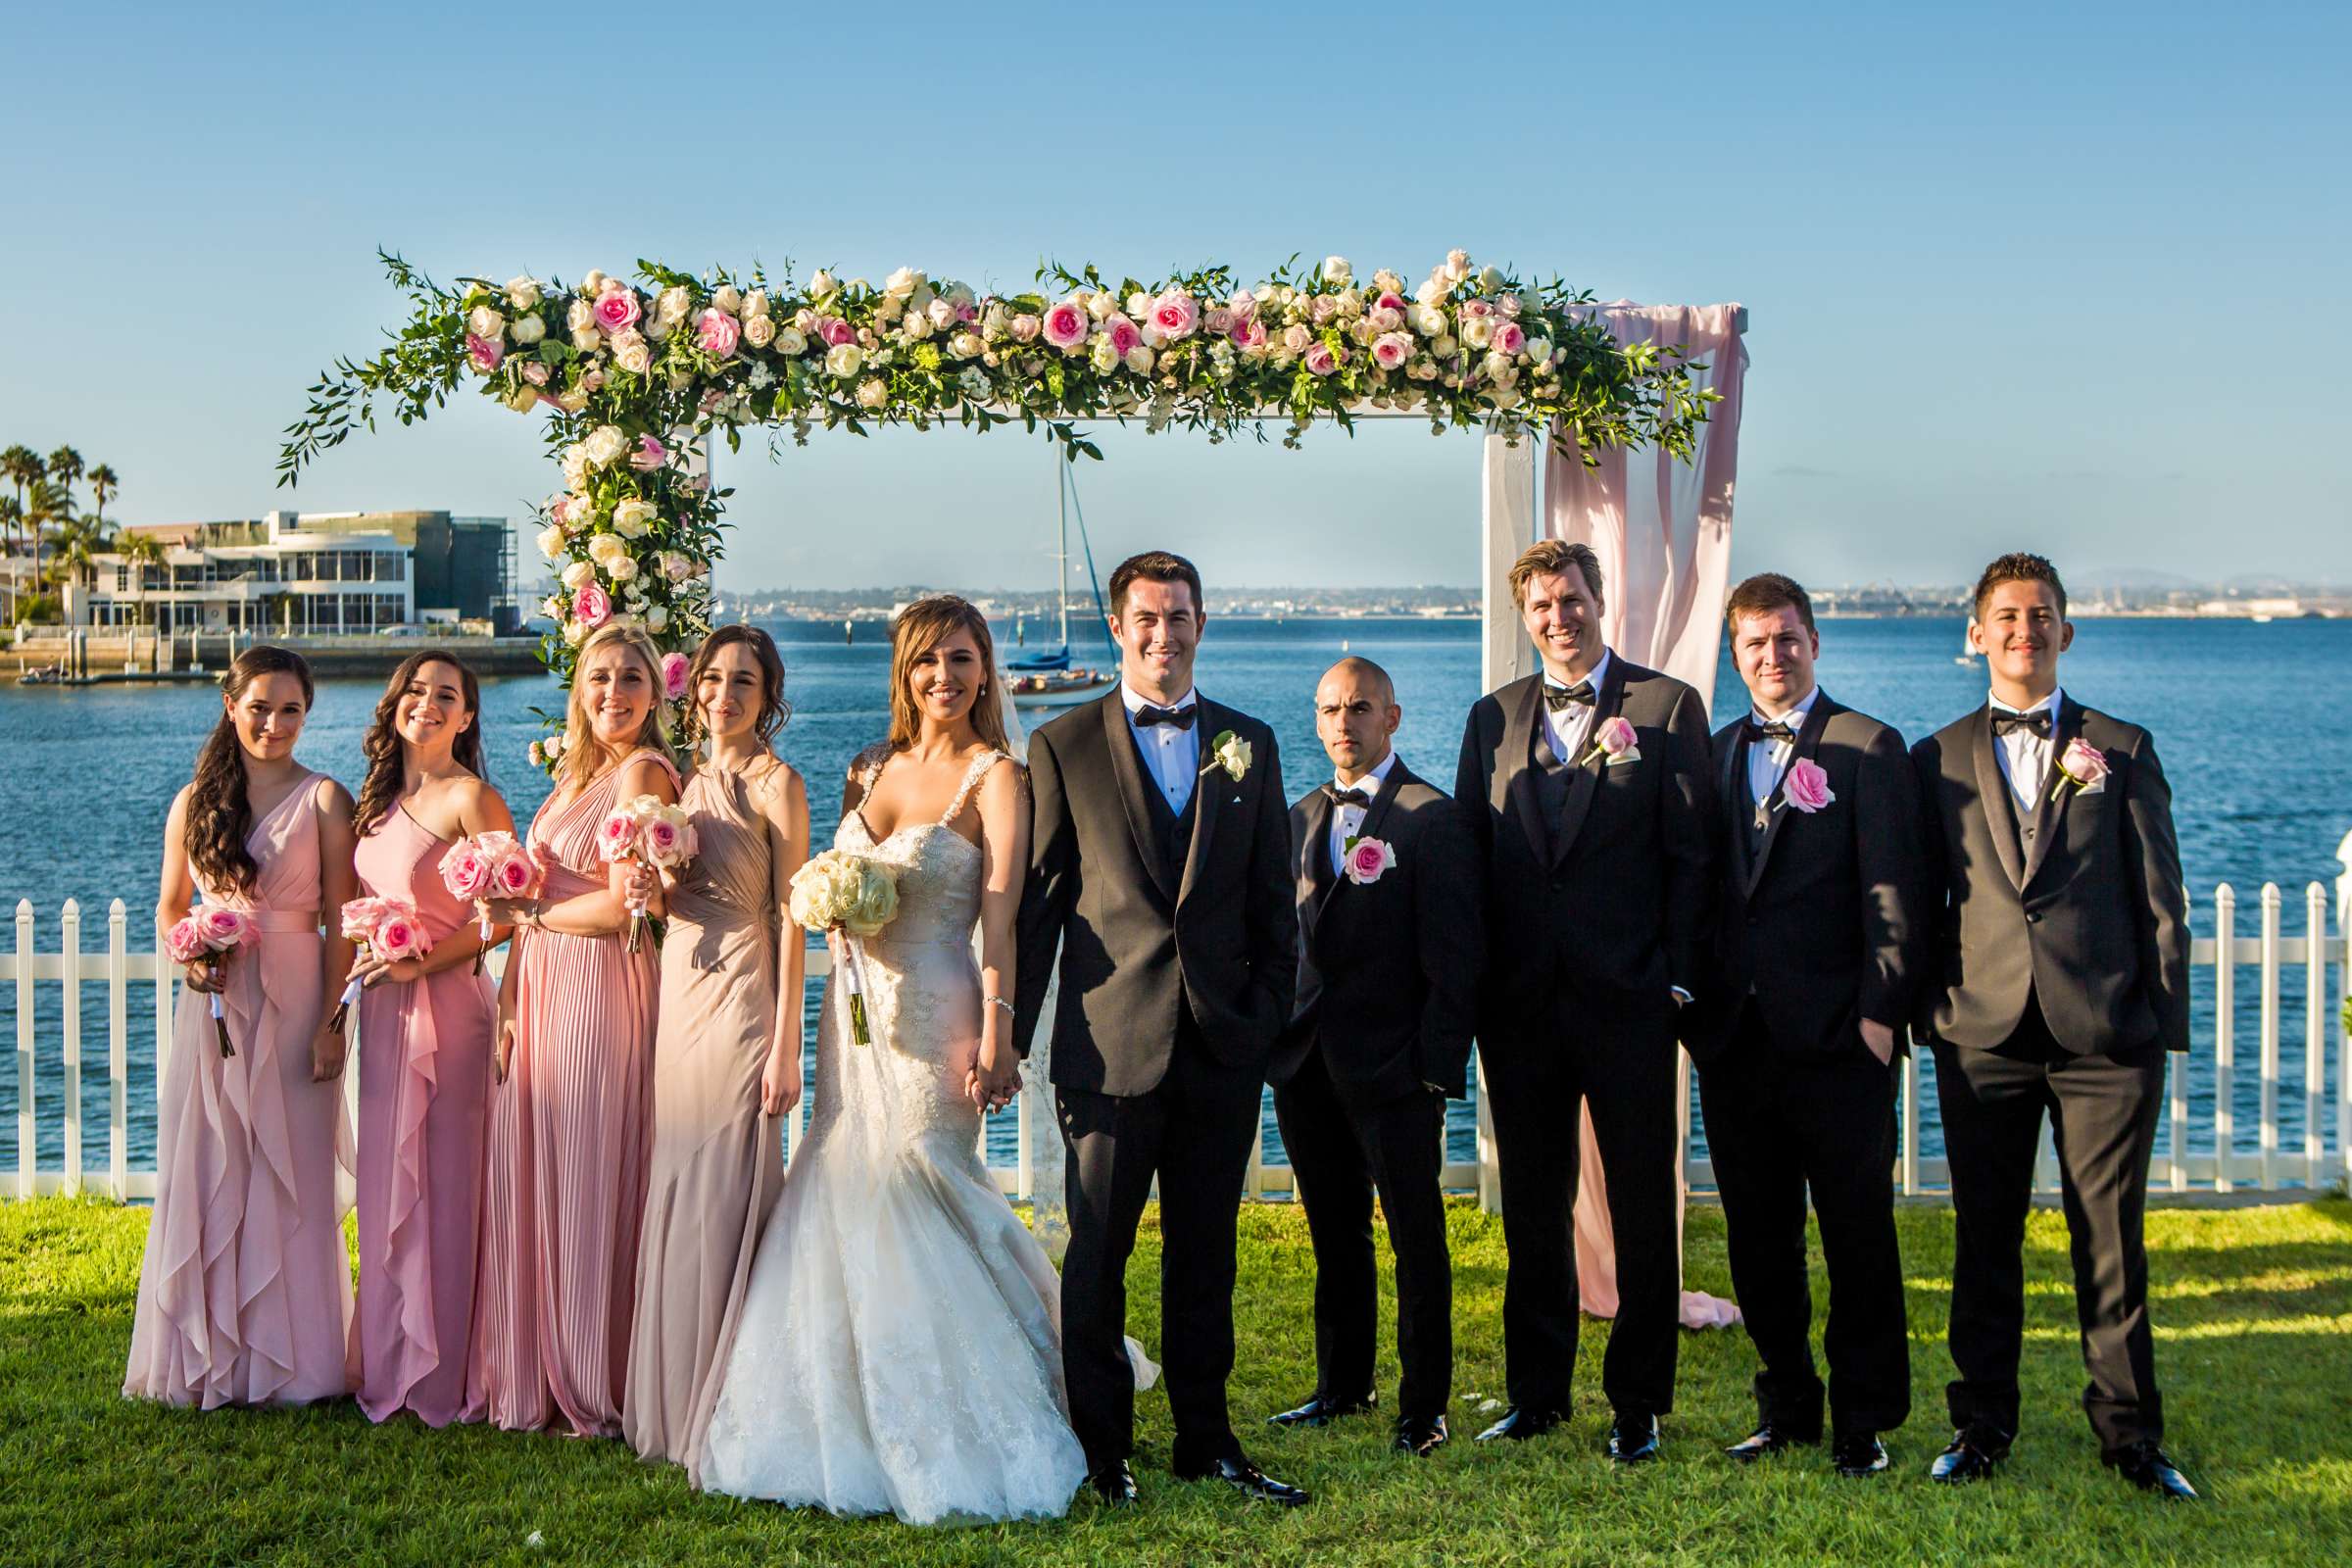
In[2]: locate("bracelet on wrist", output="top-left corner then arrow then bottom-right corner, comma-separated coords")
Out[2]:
982,995 -> 1014,1014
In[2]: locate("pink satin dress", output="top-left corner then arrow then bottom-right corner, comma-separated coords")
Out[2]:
468,751 -> 676,1435
352,802 -> 498,1425
124,772 -> 356,1407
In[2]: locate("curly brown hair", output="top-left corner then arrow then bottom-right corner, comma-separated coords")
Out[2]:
186,646 -> 314,897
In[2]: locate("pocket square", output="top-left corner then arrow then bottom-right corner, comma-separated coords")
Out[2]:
1606,746 -> 1642,766
2074,778 -> 2106,797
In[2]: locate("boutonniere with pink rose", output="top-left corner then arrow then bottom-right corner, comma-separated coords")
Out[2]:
1781,758 -> 1836,813
2052,738 -> 2110,800
1341,834 -> 1396,886
1579,714 -> 1641,767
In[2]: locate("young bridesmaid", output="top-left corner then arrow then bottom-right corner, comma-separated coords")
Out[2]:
471,623 -> 680,1436
125,645 -> 359,1408
622,626 -> 809,1465
347,651 -> 514,1427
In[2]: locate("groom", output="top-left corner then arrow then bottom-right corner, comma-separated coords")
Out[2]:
1015,550 -> 1306,1507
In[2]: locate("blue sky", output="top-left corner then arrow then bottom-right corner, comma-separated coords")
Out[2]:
3,0 -> 2344,593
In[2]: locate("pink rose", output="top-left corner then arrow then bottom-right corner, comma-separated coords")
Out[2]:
817,316 -> 856,348
1375,291 -> 1407,314
373,907 -> 427,963
439,844 -> 493,902
643,816 -> 684,862
1460,299 -> 1495,319
1343,836 -> 1396,886
1041,301 -> 1090,349
956,302 -> 979,323
630,434 -> 667,471
1104,314 -> 1143,359
164,917 -> 207,965
339,896 -> 389,942
597,809 -> 640,862
572,581 -> 612,629
548,496 -> 572,528
466,332 -> 504,373
1008,313 -> 1042,342
2056,738 -> 2110,795
592,289 -> 642,331
1202,306 -> 1234,335
196,906 -> 252,950
1366,306 -> 1404,334
1149,290 -> 1200,340
1280,323 -> 1313,354
1585,715 -> 1639,763
1783,758 -> 1836,813
696,307 -> 741,358
523,361 -> 550,387
490,844 -> 542,899
1493,321 -> 1526,357
1302,342 -> 1343,377
1231,318 -> 1269,351
660,651 -> 691,700
1372,331 -> 1413,369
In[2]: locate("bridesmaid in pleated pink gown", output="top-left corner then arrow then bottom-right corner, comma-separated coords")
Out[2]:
471,623 -> 680,1436
347,651 -> 515,1426
621,626 -> 809,1464
125,646 -> 361,1408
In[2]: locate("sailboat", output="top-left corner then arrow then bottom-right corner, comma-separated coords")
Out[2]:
1006,457 -> 1119,710
1954,618 -> 1979,665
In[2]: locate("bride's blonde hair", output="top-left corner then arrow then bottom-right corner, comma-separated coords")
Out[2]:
885,596 -> 1009,756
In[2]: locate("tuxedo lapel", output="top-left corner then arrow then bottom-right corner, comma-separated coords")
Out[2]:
1548,657 -> 1622,867
1970,709 -> 2029,892
1495,677 -> 1549,863
1744,695 -> 1836,898
1176,698 -> 1227,907
2019,695 -> 2080,890
1718,722 -> 1753,891
1099,692 -> 1177,905
1313,760 -> 1406,956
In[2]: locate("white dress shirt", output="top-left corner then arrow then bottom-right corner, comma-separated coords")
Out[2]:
1539,648 -> 1613,766
1121,682 -> 1200,815
1988,686 -> 2062,816
1746,684 -> 1824,812
1325,749 -> 1399,876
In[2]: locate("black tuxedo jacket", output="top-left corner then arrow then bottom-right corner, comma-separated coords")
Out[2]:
1270,759 -> 1482,1105
1695,693 -> 1924,1065
1013,691 -> 1298,1097
1911,697 -> 2189,1055
1452,655 -> 1716,1046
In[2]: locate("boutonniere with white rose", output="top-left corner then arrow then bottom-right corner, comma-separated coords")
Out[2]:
2052,738 -> 2110,800
1200,728 -> 1251,783
1341,834 -> 1396,886
1578,714 -> 1641,767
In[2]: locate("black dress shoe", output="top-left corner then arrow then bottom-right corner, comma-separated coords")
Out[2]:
1267,1391 -> 1377,1428
1085,1461 -> 1140,1505
1474,1406 -> 1565,1443
1832,1433 -> 1889,1478
2109,1442 -> 2199,1501
1172,1453 -> 1310,1506
1725,1421 -> 1816,1462
1607,1409 -> 1662,1464
1394,1413 -> 1449,1457
1929,1428 -> 2009,1485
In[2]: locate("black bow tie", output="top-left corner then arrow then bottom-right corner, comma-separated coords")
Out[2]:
1544,680 -> 1595,712
1135,704 -> 1197,729
1322,784 -> 1373,808
1990,709 -> 2051,739
1744,718 -> 1798,745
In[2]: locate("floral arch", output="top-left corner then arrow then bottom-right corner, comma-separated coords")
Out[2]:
281,249 -> 1719,765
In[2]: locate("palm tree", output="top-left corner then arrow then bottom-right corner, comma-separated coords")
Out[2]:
86,464 -> 119,541
54,526 -> 98,622
120,531 -> 166,630
0,446 -> 41,609
24,478 -> 74,606
0,494 -> 20,619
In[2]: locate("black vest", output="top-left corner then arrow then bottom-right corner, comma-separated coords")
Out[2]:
1530,720 -> 1575,857
1136,742 -> 1201,875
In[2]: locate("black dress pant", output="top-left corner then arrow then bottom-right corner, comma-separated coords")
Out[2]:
1057,1012 -> 1263,1473
1272,1048 -> 1452,1422
1698,1004 -> 1910,1438
1483,990 -> 1681,1417
1931,994 -> 2166,1456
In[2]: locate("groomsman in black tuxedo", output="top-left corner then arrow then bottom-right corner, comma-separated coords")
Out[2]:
1693,573 -> 1920,1480
1912,553 -> 2196,1500
1266,658 -> 1481,1458
1452,539 -> 1717,1462
1015,551 -> 1307,1507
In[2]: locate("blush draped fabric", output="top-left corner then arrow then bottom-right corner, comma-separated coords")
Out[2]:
1549,302 -> 1749,1331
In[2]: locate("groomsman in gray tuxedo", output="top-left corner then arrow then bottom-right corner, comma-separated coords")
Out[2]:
1266,658 -> 1480,1458
1912,553 -> 2196,1500
1692,573 -> 1921,1480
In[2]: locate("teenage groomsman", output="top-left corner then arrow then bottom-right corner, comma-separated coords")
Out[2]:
1453,539 -> 1717,1462
1266,658 -> 1481,1459
1692,573 -> 1920,1479
1912,553 -> 2196,1499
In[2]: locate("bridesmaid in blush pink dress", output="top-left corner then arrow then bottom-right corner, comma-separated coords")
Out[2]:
470,623 -> 681,1436
621,627 -> 808,1465
125,646 -> 361,1408
347,651 -> 515,1426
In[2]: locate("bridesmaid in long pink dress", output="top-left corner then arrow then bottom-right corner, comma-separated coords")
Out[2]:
347,651 -> 516,1425
471,623 -> 681,1436
125,646 -> 360,1408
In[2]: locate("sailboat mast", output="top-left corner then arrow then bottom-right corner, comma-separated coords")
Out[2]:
1055,456 -> 1071,648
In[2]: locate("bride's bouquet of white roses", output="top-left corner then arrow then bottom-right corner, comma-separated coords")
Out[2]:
788,850 -> 901,1047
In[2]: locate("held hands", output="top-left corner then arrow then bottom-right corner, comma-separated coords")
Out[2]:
967,1040 -> 1021,1115
1860,1019 -> 1896,1066
760,1045 -> 803,1118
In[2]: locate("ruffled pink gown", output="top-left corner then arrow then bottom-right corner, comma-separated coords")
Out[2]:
469,751 -> 676,1436
124,772 -> 356,1407
352,803 -> 498,1425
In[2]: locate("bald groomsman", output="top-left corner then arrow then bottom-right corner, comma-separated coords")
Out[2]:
1266,659 -> 1480,1459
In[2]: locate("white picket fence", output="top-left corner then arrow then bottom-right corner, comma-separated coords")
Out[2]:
6,884 -> 2348,1205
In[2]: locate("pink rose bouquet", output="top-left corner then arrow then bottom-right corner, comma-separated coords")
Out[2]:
331,895 -> 430,1029
599,795 -> 694,952
1342,835 -> 1396,886
167,905 -> 255,1056
1783,758 -> 1836,813
445,830 -> 542,971
2053,738 -> 2110,800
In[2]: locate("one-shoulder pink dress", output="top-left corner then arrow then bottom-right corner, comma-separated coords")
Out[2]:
124,772 -> 356,1408
469,751 -> 676,1436
352,802 -> 498,1426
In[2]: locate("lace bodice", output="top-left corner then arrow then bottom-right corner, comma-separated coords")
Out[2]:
836,746 -> 1005,955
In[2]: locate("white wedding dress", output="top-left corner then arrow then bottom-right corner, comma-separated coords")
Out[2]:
696,748 -> 1121,1525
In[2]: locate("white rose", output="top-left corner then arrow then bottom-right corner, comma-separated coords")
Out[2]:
1410,304 -> 1447,337
544,733 -> 564,760
611,498 -> 658,537
561,447 -> 590,491
775,326 -> 808,355
884,266 -> 922,299
1321,255 -> 1352,285
1477,266 -> 1505,292
581,270 -> 609,295
1125,290 -> 1152,318
1124,344 -> 1153,373
856,376 -> 889,410
1483,351 -> 1517,385
536,524 -> 566,560
1445,248 -> 1471,281
944,281 -> 976,310
712,284 -> 743,315
743,288 -> 770,319
1086,290 -> 1115,321
874,295 -> 905,324
562,559 -> 595,591
902,312 -> 935,342
1461,317 -> 1494,350
742,314 -> 776,348
948,330 -> 983,359
1371,269 -> 1403,295
646,606 -> 669,632
506,276 -> 542,309
1432,334 -> 1458,359
1090,337 -> 1119,372
582,425 -> 628,466
571,327 -> 603,354
466,304 -> 506,341
607,553 -> 639,582
1524,336 -> 1553,365
1334,288 -> 1363,319
808,269 -> 837,297
656,285 -> 692,324
1415,275 -> 1448,307
566,299 -> 596,333
541,594 -> 564,619
926,296 -> 956,330
511,314 -> 546,346
825,343 -> 864,376
586,531 -> 628,567
563,618 -> 589,647
644,315 -> 672,343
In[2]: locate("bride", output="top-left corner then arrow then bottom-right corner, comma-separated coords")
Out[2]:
694,595 -> 1128,1525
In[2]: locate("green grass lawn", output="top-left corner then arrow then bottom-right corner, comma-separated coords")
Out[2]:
3,1195 -> 2348,1567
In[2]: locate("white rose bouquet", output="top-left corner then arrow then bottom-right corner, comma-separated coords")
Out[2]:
788,850 -> 902,1046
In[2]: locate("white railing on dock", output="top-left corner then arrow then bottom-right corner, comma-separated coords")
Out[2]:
6,885 -> 2349,1204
